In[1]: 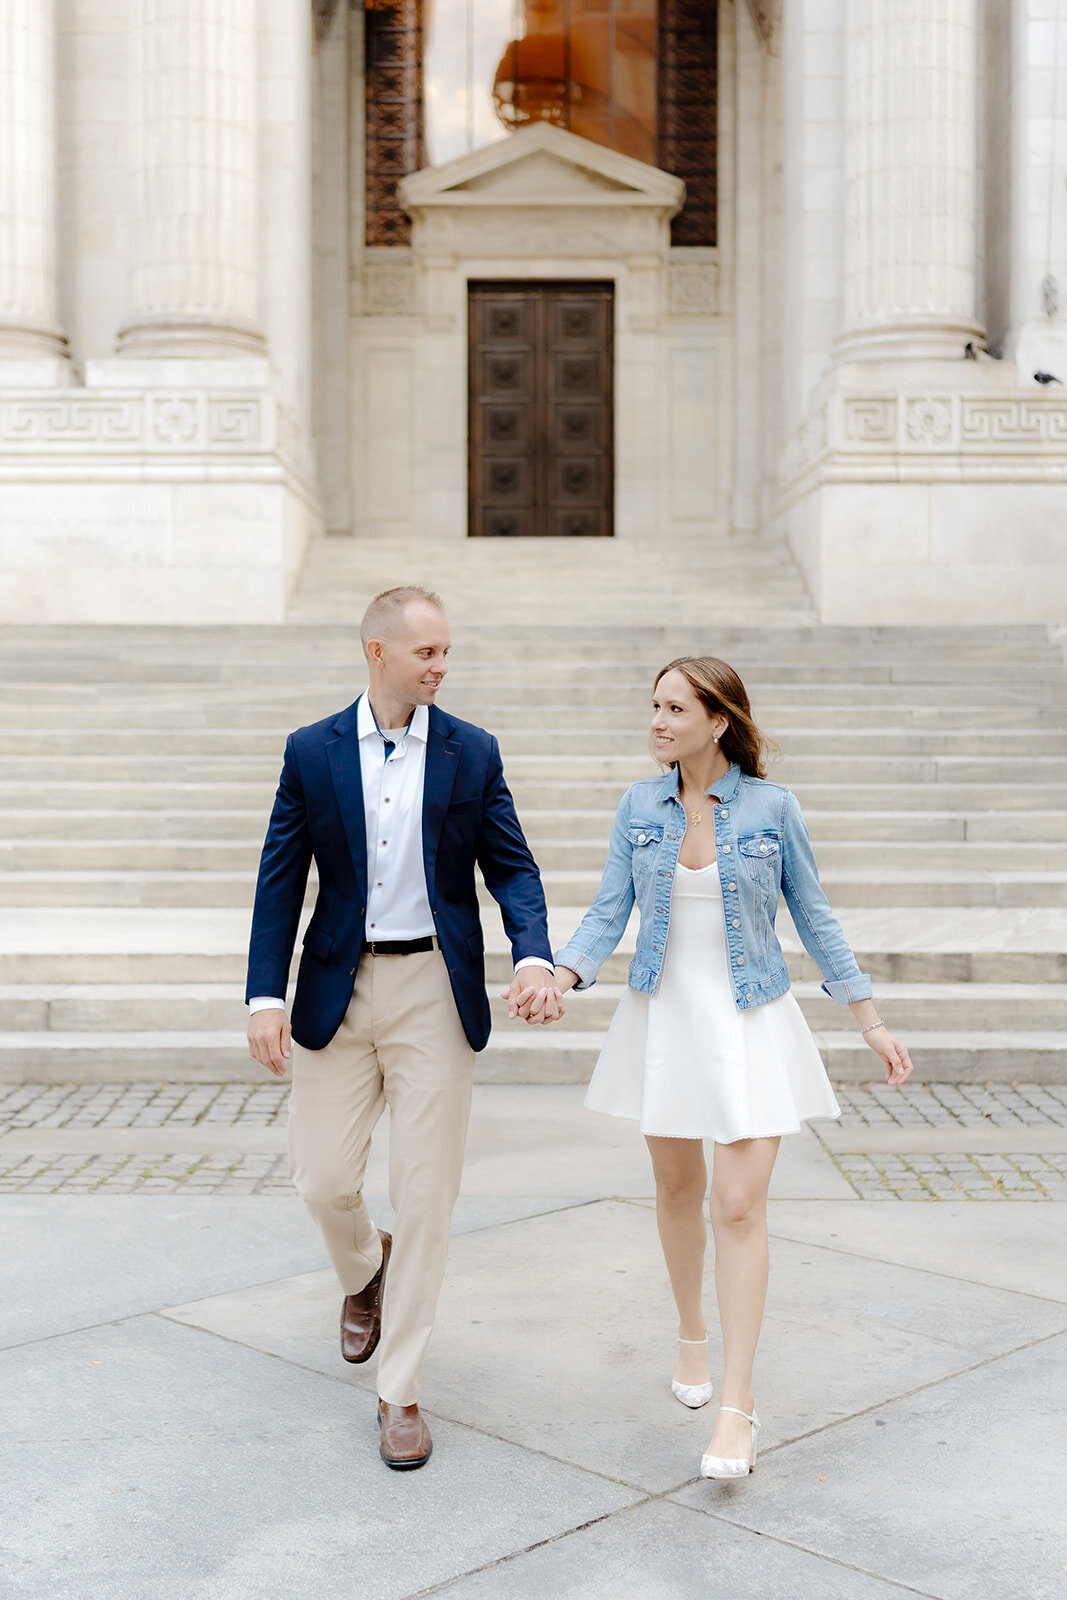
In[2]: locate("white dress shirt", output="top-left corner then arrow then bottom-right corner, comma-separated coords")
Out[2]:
249,694 -> 549,1013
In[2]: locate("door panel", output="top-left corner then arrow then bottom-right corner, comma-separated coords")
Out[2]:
469,281 -> 614,537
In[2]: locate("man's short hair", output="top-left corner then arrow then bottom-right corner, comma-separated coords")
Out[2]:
360,585 -> 445,653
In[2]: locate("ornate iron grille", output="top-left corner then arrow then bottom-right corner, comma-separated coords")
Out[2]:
364,0 -> 424,246
657,0 -> 718,246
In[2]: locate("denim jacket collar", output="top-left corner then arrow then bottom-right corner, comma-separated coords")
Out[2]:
656,762 -> 742,806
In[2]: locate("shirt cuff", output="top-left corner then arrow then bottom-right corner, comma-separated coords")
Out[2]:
248,996 -> 287,1014
513,957 -> 554,978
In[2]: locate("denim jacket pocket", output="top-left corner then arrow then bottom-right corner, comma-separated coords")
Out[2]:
627,821 -> 663,883
738,834 -> 781,873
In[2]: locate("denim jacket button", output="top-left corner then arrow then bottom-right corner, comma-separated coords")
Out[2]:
728,882 -> 736,891
732,919 -> 740,928
722,844 -> 731,853
719,809 -> 729,818
736,956 -> 745,965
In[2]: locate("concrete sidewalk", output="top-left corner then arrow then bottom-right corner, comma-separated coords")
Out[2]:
2,1085 -> 1065,1599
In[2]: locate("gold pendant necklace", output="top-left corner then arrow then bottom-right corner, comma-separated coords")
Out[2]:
688,806 -> 703,826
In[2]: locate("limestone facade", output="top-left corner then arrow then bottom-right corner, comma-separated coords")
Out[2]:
0,0 -> 1064,623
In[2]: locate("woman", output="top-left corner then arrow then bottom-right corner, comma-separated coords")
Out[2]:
550,656 -> 913,1480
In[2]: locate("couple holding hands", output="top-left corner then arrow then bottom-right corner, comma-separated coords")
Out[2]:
246,586 -> 912,1477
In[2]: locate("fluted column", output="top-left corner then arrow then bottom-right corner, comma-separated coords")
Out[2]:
837,0 -> 984,361
118,0 -> 265,356
0,0 -> 67,358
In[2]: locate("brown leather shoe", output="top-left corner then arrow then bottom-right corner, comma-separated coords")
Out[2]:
340,1230 -> 391,1364
378,1400 -> 432,1470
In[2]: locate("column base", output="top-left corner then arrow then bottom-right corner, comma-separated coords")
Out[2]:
116,315 -> 267,359
834,316 -> 986,365
0,324 -> 71,363
776,358 -> 1067,624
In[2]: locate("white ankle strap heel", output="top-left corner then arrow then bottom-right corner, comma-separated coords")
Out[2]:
671,1337 -> 713,1410
700,1405 -> 760,1478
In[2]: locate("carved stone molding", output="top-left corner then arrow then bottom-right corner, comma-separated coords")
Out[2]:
779,389 -> 1067,501
904,397 -> 954,447
667,255 -> 720,317
361,253 -> 416,316
0,387 -> 313,488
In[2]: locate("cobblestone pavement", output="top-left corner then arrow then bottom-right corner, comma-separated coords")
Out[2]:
2,1078 -> 1066,1131
830,1150 -> 1067,1201
1,1081 -> 1066,1197
0,1150 -> 295,1194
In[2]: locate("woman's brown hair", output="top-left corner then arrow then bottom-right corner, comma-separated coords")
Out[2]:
653,656 -> 778,780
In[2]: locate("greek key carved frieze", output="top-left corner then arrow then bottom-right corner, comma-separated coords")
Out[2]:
1,399 -> 142,445
843,398 -> 896,443
0,390 -> 309,481
209,399 -> 261,446
960,399 -> 1067,447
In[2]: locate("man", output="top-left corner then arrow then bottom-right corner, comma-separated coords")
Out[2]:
246,586 -> 562,1470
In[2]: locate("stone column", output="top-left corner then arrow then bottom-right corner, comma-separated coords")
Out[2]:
836,0 -> 984,361
117,0 -> 265,356
0,0 -> 68,359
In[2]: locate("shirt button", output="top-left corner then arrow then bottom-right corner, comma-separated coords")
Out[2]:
732,919 -> 740,928
722,844 -> 731,854
736,956 -> 745,965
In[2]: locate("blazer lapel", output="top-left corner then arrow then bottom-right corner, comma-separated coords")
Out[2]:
325,701 -> 369,908
422,706 -> 460,904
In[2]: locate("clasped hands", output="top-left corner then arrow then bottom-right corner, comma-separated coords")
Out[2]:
502,965 -> 575,1026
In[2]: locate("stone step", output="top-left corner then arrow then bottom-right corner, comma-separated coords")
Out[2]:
0,779 -> 1062,813
2,750 -> 1066,786
2,979 -> 1059,1036
2,906 -> 1064,986
1,868 -> 1063,911
2,836 -> 1060,874
0,1026 -> 1062,1086
0,723 -> 1064,755
2,806 -> 1062,845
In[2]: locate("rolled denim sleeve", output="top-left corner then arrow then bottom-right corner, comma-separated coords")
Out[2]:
554,791 -> 637,990
779,791 -> 872,1004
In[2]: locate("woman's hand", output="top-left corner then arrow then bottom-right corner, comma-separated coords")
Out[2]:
863,1025 -> 913,1086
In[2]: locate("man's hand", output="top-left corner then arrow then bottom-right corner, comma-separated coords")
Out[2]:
501,967 -> 565,1026
247,1008 -> 292,1076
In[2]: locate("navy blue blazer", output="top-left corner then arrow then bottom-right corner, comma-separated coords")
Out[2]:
245,699 -> 553,1052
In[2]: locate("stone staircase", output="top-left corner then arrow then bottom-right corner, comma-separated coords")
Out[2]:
0,617 -> 1064,1084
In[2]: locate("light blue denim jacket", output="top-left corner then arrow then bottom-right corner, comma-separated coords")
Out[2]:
555,762 -> 872,1011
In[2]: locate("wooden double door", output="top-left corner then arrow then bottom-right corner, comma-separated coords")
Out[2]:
469,281 -> 614,538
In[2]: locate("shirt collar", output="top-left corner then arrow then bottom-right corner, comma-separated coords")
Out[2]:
657,761 -> 741,805
356,693 -> 429,748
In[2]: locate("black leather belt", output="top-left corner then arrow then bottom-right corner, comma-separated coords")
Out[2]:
361,937 -> 437,956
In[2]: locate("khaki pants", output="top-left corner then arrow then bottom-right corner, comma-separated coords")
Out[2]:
288,946 -> 475,1405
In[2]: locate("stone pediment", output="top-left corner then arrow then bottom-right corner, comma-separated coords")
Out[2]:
399,123 -> 684,214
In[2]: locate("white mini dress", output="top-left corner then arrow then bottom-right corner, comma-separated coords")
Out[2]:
584,861 -> 842,1143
